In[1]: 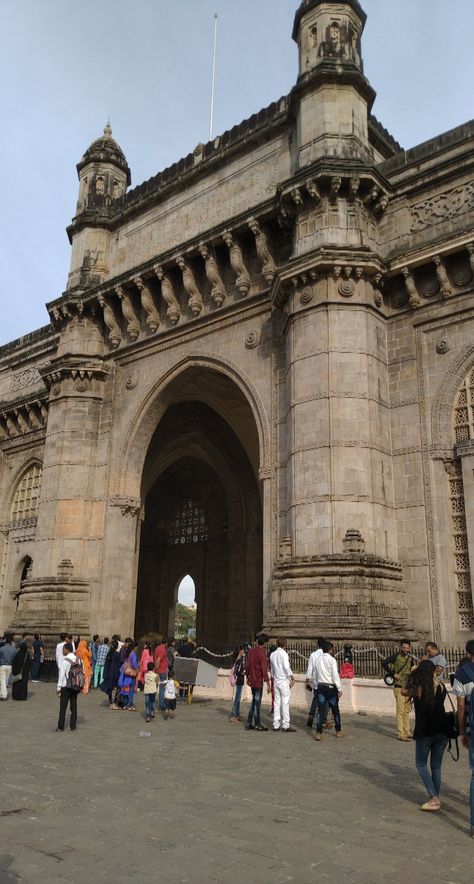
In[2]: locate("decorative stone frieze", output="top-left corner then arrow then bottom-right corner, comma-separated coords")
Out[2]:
0,395 -> 48,441
40,358 -> 110,401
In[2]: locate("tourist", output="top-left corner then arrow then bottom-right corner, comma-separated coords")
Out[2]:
164,669 -> 177,720
144,661 -> 159,722
100,640 -> 121,709
118,641 -> 139,710
305,637 -> 325,729
154,636 -> 168,711
55,633 -> 68,672
112,633 -> 123,652
313,640 -> 343,741
270,638 -> 296,732
55,642 -> 80,731
452,638 -> 474,837
229,645 -> 246,723
76,639 -> 93,694
31,632 -> 44,682
138,642 -> 153,690
402,659 -> 449,812
245,633 -> 270,732
67,634 -> 76,652
119,637 -> 132,663
382,639 -> 416,741
90,634 -> 99,683
167,637 -> 178,672
423,642 -> 448,678
12,635 -> 32,701
0,633 -> 17,700
94,637 -> 109,688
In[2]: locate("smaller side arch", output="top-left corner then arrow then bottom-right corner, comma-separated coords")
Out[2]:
431,344 -> 474,458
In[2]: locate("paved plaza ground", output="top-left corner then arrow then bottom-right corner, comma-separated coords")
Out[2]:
1,682 -> 473,884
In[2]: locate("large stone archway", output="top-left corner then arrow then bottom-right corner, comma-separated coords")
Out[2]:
134,395 -> 263,646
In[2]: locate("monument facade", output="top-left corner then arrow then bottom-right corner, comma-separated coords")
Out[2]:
1,0 -> 474,645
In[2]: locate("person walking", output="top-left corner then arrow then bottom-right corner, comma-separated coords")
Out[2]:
382,639 -> 416,741
313,640 -> 344,741
144,662 -> 159,722
402,659 -> 449,812
305,637 -> 324,729
153,636 -> 168,711
76,639 -> 93,694
138,642 -> 153,690
31,632 -> 44,682
229,646 -> 246,723
270,638 -> 296,732
12,636 -> 32,701
90,634 -> 99,684
0,633 -> 17,701
164,669 -> 177,720
55,642 -> 81,731
118,641 -> 139,710
100,640 -> 121,709
453,638 -> 474,837
245,634 -> 271,732
94,637 -> 109,688
55,633 -> 68,672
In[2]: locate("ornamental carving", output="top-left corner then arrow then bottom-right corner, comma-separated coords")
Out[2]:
245,330 -> 260,349
248,218 -> 276,284
116,285 -> 140,341
134,277 -> 160,332
176,256 -> 203,317
11,368 -> 43,395
153,265 -> 181,324
410,181 -> 474,232
222,231 -> 251,295
198,243 -> 226,307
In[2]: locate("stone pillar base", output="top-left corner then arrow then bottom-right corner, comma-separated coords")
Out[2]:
265,554 -> 413,640
9,576 -> 90,652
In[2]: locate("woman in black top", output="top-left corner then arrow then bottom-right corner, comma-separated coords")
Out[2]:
403,659 -> 449,812
229,646 -> 246,722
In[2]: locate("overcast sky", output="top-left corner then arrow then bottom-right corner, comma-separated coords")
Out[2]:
1,0 -> 473,346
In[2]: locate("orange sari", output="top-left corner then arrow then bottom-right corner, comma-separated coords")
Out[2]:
76,640 -> 92,693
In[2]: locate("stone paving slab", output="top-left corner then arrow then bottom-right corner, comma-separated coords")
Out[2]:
0,683 -> 472,884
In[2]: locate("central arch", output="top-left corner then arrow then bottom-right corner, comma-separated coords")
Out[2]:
134,369 -> 263,646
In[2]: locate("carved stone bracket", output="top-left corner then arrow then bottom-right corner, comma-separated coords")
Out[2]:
401,267 -> 421,308
0,394 -> 49,442
98,294 -> 122,348
176,256 -> 203,317
198,243 -> 226,307
116,285 -> 141,341
134,277 -> 160,332
153,264 -> 181,324
109,496 -> 141,517
222,230 -> 251,295
40,358 -> 110,401
248,217 -> 276,284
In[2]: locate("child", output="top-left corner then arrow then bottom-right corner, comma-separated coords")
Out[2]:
144,661 -> 159,723
164,669 -> 177,719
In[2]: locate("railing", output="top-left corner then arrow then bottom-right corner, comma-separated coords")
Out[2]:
193,642 -> 469,678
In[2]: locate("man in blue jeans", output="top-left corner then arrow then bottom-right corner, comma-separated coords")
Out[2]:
245,634 -> 270,732
313,640 -> 343,741
453,638 -> 474,838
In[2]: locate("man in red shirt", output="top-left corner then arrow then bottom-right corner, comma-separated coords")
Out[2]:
153,637 -> 168,711
245,634 -> 271,732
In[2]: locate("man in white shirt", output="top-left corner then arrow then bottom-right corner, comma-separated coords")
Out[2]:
305,637 -> 324,728
270,637 -> 296,732
55,643 -> 80,732
55,633 -> 68,671
313,640 -> 343,740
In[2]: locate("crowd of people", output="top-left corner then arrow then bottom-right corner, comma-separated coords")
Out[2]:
0,628 -> 473,837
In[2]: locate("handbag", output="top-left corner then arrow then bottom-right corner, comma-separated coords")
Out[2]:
444,691 -> 460,761
123,663 -> 138,678
229,666 -> 237,688
12,671 -> 23,684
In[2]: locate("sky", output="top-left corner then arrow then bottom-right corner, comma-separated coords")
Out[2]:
1,0 -> 473,346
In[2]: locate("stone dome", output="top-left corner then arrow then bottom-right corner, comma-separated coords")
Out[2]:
77,124 -> 131,184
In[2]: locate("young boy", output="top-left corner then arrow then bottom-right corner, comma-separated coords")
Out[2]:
144,661 -> 159,723
164,669 -> 177,719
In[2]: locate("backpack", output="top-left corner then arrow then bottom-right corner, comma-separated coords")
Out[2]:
66,660 -> 85,692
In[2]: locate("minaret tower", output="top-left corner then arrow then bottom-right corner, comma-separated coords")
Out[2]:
292,0 -> 375,166
66,124 -> 131,291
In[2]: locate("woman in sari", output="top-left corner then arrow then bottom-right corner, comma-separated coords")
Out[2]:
138,642 -> 153,691
117,641 -> 139,710
76,639 -> 93,694
12,638 -> 31,701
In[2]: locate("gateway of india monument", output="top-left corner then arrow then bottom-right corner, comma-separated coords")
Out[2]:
1,0 -> 473,648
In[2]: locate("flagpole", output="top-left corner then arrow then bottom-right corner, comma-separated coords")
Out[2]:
209,12 -> 218,142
